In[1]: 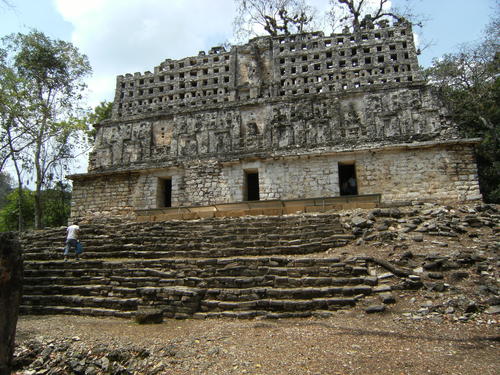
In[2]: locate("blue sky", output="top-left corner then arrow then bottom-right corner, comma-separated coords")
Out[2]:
0,0 -> 497,108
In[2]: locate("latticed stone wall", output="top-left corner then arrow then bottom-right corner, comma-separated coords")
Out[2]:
111,22 -> 420,120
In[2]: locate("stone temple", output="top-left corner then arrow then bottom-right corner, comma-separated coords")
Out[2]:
70,20 -> 482,222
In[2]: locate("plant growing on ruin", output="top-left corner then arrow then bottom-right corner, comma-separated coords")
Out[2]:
233,0 -> 317,41
0,30 -> 91,229
80,100 -> 113,141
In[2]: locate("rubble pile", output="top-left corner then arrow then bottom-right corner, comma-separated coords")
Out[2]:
341,203 -> 498,247
340,203 -> 499,323
13,338 -> 168,375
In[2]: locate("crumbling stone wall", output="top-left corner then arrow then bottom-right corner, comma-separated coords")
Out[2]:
70,20 -> 482,221
110,22 -> 421,122
88,86 -> 455,171
71,140 -> 481,217
356,142 -> 481,202
87,21 -> 451,172
71,173 -> 140,221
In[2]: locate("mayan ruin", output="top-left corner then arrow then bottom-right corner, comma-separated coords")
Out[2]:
69,20 -> 482,222
9,4 -> 499,373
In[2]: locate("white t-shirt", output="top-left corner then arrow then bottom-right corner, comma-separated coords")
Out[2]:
67,224 -> 80,240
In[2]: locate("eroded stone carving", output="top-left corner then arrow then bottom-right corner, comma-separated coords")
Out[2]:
89,21 -> 459,171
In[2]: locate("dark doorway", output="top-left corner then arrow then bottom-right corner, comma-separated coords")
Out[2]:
159,178 -> 172,207
339,163 -> 358,196
245,171 -> 260,201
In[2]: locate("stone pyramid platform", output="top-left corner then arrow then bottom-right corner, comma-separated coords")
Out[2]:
19,214 -> 419,319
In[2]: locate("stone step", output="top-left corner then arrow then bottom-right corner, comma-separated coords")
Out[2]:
204,286 -> 372,301
23,255 -> 372,279
23,256 -> 369,278
17,213 -> 364,319
23,283 -> 373,302
19,215 -> 342,235
23,273 -> 374,290
199,297 -> 357,312
24,256 -> 359,272
22,268 -> 335,279
19,305 -> 133,318
22,294 -> 140,310
23,284 -> 138,297
23,244 -> 345,261
24,263 -> 366,279
192,310 -> 342,319
20,226 -> 345,246
21,232 -> 351,254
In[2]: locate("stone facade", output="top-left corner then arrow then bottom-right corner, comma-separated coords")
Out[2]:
70,20 -> 481,221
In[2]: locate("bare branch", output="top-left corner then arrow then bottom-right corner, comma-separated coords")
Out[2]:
233,0 -> 317,41
329,0 -> 427,32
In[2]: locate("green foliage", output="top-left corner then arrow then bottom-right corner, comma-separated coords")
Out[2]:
0,189 -> 34,231
0,30 -> 92,228
425,16 -> 499,203
40,182 -> 72,227
81,101 -> 113,140
0,183 -> 71,231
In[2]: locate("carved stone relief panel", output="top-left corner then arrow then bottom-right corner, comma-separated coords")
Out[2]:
240,105 -> 269,149
88,85 -> 457,172
153,119 -> 174,146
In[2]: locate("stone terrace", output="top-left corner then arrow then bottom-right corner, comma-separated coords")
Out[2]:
19,214 -> 422,319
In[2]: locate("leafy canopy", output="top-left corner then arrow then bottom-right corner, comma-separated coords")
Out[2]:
425,14 -> 499,203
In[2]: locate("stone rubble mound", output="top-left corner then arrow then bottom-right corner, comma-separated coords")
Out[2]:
13,338 -> 164,375
339,202 -> 499,322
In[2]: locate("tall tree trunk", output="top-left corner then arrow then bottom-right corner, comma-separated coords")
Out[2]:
15,172 -> 24,233
10,155 -> 24,232
0,232 -> 23,375
34,181 -> 42,229
33,133 -> 43,230
6,125 -> 25,232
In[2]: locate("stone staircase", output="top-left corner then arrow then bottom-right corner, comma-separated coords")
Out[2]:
19,214 -> 414,319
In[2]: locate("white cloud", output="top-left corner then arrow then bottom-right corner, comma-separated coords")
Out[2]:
53,0 -> 396,107
54,0 -> 236,107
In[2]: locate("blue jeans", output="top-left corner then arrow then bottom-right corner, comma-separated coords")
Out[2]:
64,239 -> 78,256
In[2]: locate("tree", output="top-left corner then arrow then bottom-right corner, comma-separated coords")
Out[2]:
0,51 -> 35,231
0,184 -> 71,231
0,189 -> 34,231
425,15 -> 499,203
0,0 -> 14,11
327,0 -> 424,32
0,30 -> 91,229
41,181 -> 72,227
233,0 -> 316,41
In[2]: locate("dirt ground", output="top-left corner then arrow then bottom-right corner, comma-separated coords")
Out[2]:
16,304 -> 499,375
